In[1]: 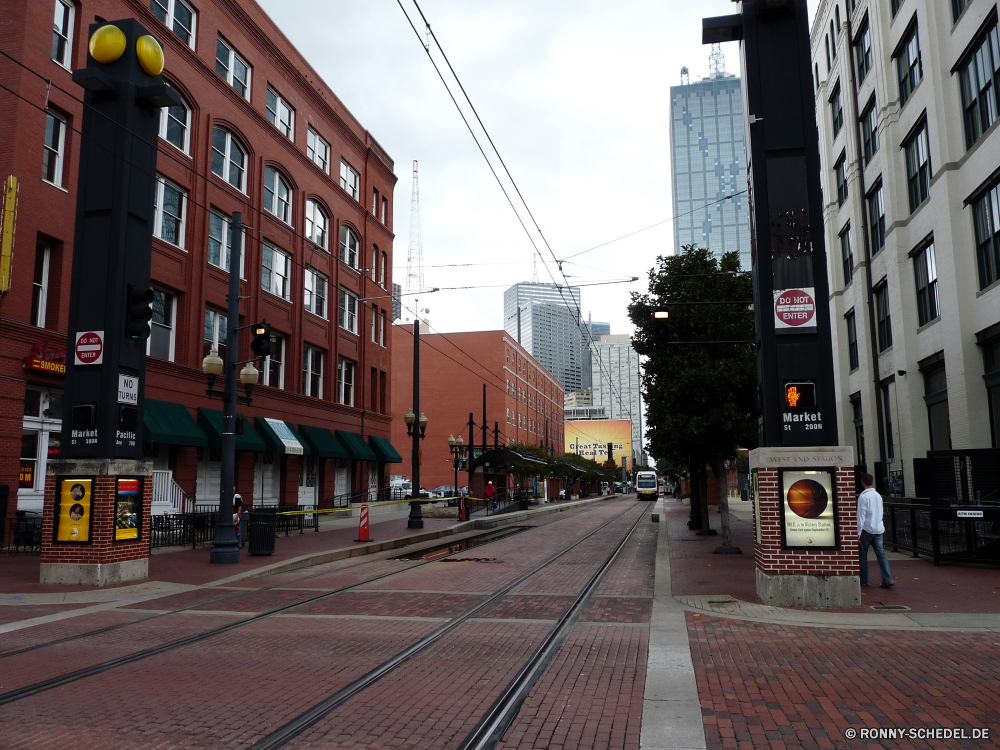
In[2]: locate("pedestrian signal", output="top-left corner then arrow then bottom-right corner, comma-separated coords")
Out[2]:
653,310 -> 670,344
251,321 -> 271,360
125,285 -> 154,339
784,382 -> 816,410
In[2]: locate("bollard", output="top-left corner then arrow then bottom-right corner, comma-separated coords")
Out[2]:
355,504 -> 371,542
459,496 -> 466,522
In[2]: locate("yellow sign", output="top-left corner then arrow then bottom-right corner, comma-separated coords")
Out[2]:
56,478 -> 93,543
0,175 -> 17,293
565,420 -> 632,465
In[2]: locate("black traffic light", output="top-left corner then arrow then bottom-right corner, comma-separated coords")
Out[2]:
251,321 -> 271,360
125,285 -> 154,339
653,310 -> 671,345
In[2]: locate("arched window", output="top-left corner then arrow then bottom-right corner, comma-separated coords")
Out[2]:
829,21 -> 837,58
339,225 -> 359,270
380,251 -> 387,286
824,35 -> 831,72
371,244 -> 378,277
835,5 -> 841,32
159,88 -> 190,154
263,167 -> 291,224
211,127 -> 246,192
305,200 -> 328,249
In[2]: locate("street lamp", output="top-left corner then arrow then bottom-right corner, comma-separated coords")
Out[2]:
449,434 -> 466,520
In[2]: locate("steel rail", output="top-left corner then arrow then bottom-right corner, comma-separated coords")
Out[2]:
246,502 -> 649,750
0,500 -> 620,705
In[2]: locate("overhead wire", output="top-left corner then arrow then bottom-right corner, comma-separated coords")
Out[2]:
395,0 -> 637,436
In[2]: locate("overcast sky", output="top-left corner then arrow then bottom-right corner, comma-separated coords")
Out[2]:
259,0 -> 820,337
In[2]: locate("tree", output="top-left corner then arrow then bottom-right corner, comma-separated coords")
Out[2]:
629,245 -> 757,547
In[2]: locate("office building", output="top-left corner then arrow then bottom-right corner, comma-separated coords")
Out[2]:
670,69 -> 752,268
581,319 -> 610,391
503,282 -> 583,393
392,282 -> 402,322
811,0 -> 1000,494
590,335 -> 646,468
2,0 -> 401,524
390,328 -> 564,489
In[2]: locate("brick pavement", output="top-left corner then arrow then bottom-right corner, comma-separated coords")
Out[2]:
0,609 -> 150,655
689,613 -> 1000,750
0,497 -> 646,749
0,602 -> 92,625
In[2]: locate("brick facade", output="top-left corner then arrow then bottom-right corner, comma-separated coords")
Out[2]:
1,0 -> 400,527
390,329 -> 565,490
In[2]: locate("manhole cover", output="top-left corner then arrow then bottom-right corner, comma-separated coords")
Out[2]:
870,604 -> 910,611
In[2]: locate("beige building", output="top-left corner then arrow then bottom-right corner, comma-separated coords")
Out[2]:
811,0 -> 1000,495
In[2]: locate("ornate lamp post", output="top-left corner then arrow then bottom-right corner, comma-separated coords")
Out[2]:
404,397 -> 428,528
448,434 -> 466,520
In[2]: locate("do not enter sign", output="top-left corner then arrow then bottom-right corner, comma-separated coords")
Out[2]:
773,289 -> 816,329
74,331 -> 105,365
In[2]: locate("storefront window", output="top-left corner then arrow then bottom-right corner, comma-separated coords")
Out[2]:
20,433 -> 38,489
18,387 -> 63,510
24,389 -> 42,417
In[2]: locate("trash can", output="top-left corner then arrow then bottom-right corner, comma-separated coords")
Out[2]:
247,508 -> 277,556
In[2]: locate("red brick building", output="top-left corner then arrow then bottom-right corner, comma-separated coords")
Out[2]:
1,0 -> 402,527
390,327 -> 565,491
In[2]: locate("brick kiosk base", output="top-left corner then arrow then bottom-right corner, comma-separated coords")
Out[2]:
40,459 -> 153,586
750,447 -> 860,608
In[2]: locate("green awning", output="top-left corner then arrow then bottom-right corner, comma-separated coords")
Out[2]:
335,430 -> 377,461
298,425 -> 351,459
197,407 -> 267,452
254,417 -> 311,455
143,400 -> 208,447
368,435 -> 403,463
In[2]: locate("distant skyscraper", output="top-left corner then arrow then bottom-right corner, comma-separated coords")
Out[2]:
670,68 -> 751,269
581,318 -> 611,392
591,335 -> 645,467
504,282 -> 583,393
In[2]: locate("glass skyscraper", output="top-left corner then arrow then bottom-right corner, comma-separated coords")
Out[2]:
670,72 -> 751,269
504,282 -> 583,393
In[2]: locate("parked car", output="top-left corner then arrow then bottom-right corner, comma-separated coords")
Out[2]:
429,485 -> 455,498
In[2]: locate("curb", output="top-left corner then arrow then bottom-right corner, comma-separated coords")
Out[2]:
205,494 -> 621,587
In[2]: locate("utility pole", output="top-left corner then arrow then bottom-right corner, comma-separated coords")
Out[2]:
409,318 -> 423,529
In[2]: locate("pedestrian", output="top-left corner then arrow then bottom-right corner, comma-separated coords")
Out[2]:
485,480 -> 496,510
233,491 -> 244,549
857,473 -> 893,588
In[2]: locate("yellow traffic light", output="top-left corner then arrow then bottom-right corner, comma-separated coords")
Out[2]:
89,25 -> 126,64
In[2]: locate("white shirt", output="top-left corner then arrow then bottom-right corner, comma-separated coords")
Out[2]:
856,487 -> 884,536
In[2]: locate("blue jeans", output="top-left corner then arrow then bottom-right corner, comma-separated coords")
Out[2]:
859,530 -> 892,585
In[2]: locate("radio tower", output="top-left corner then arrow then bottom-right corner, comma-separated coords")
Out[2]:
406,160 -> 425,298
709,43 -> 725,78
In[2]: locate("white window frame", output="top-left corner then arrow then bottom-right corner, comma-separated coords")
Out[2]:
371,302 -> 378,343
380,251 -> 387,286
262,242 -> 291,301
305,199 -> 328,250
339,287 -> 358,334
204,308 -> 228,359
263,166 -> 292,225
303,347 -> 324,398
339,225 -> 359,270
379,308 -> 387,347
207,210 -> 245,276
263,334 -> 284,389
42,110 -> 66,188
211,127 -> 247,193
266,87 -> 294,140
158,92 -> 190,154
304,267 -> 328,319
52,0 -> 75,69
148,288 -> 176,361
31,243 -> 50,328
215,36 -> 251,99
338,357 -> 356,406
150,0 -> 196,49
340,160 -> 360,200
153,176 -> 187,249
381,197 -> 388,224
372,188 -> 379,215
306,127 -> 330,173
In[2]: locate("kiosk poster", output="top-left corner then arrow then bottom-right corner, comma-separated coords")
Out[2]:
780,469 -> 837,549
115,478 -> 142,541
751,470 -> 761,545
56,478 -> 93,543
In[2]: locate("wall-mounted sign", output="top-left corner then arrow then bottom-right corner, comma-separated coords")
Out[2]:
18,461 -> 34,488
55,478 -> 94,543
22,340 -> 67,374
264,418 -> 303,455
74,331 -> 104,365
957,509 -> 984,518
114,477 -> 142,541
773,288 -> 816,331
780,469 -> 838,550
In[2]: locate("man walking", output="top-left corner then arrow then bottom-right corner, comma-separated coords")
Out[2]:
857,473 -> 893,588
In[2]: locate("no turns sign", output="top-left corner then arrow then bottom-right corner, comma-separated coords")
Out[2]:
74,331 -> 104,365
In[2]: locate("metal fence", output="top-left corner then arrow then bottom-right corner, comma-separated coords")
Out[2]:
5,514 -> 43,554
151,511 -> 216,550
882,501 -> 933,558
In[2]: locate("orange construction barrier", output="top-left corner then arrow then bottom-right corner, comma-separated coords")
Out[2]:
459,496 -> 466,522
355,504 -> 371,542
